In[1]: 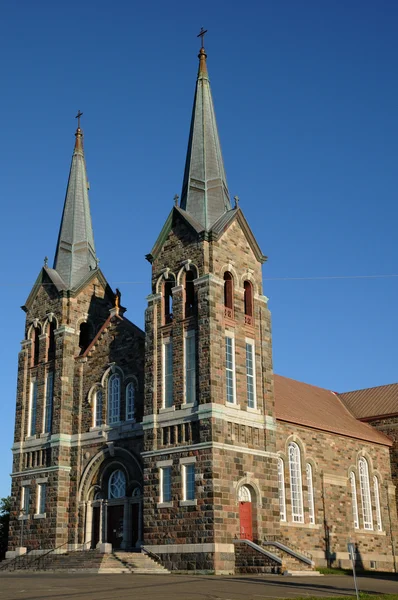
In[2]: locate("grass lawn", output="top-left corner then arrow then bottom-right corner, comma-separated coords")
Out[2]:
292,596 -> 398,600
317,567 -> 397,578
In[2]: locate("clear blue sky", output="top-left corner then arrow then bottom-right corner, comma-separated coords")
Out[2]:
0,0 -> 397,497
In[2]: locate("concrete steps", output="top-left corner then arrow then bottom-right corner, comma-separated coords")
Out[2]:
113,551 -> 169,574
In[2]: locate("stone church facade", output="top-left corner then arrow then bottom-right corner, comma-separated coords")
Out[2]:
7,41 -> 398,573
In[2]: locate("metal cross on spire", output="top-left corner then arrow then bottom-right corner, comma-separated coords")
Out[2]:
197,27 -> 208,48
75,110 -> 83,129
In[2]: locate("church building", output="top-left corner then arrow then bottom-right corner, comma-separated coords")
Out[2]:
7,38 -> 398,574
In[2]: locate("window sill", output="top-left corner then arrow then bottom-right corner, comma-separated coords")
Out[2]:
160,406 -> 175,414
18,515 -> 30,521
225,402 -> 240,410
247,407 -> 261,414
157,501 -> 173,509
179,499 -> 197,507
25,435 -> 37,441
34,513 -> 46,520
356,529 -> 386,536
281,521 -> 321,529
40,433 -> 51,439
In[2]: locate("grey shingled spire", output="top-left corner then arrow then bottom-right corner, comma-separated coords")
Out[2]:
53,120 -> 97,289
180,41 -> 231,230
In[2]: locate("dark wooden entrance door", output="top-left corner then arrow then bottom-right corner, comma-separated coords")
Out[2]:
92,506 -> 100,548
131,503 -> 139,547
107,505 -> 124,549
239,501 -> 253,541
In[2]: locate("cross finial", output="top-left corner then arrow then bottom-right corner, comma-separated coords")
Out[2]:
197,27 -> 208,48
75,110 -> 83,129
174,194 -> 179,207
44,256 -> 48,267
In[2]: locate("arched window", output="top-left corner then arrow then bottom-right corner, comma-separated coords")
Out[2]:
163,280 -> 174,324
126,382 -> 136,421
47,322 -> 56,362
306,463 -> 315,524
184,270 -> 195,318
243,281 -> 254,325
373,476 -> 382,532
94,389 -> 103,428
350,472 -> 359,529
79,322 -> 91,353
278,458 -> 286,522
108,469 -> 126,499
32,326 -> 41,366
288,442 -> 304,523
223,272 -> 234,319
358,457 -> 373,530
108,374 -> 120,424
238,485 -> 251,502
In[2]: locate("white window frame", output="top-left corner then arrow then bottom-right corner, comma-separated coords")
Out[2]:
162,338 -> 173,408
184,330 -> 196,405
36,483 -> 46,515
126,382 -> 136,421
277,458 -> 286,522
43,372 -> 54,434
160,466 -> 172,503
107,374 -> 120,425
245,338 -> 256,409
28,380 -> 38,437
288,442 -> 304,523
21,485 -> 30,514
306,463 -> 315,525
225,332 -> 236,404
350,472 -> 359,529
94,389 -> 103,428
373,475 -> 382,532
183,463 -> 196,501
359,457 -> 373,530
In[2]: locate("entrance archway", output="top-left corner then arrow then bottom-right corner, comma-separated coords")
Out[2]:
238,485 -> 253,541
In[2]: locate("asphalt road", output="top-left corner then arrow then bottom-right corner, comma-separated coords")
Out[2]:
0,572 -> 397,600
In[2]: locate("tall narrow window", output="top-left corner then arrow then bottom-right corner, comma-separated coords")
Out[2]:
350,472 -> 359,529
184,271 -> 195,318
126,382 -> 135,421
223,272 -> 234,318
163,339 -> 173,408
244,281 -> 254,325
22,486 -> 30,514
47,321 -> 56,362
108,374 -> 120,424
32,326 -> 41,366
37,483 -> 46,515
225,334 -> 236,404
278,458 -> 286,522
29,380 -> 38,437
163,280 -> 173,324
79,322 -> 91,353
160,466 -> 172,503
288,442 -> 304,523
185,331 -> 196,404
373,476 -> 382,532
358,457 -> 373,530
44,372 -> 54,434
183,463 -> 195,501
306,463 -> 315,524
95,390 -> 103,427
246,340 -> 256,408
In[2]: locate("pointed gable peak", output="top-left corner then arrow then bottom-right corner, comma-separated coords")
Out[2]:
53,114 -> 97,290
180,34 -> 231,230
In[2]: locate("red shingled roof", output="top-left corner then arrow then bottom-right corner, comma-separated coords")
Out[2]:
339,383 -> 398,420
274,375 -> 392,446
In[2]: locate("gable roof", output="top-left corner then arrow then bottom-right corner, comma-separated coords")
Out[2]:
339,383 -> 398,420
274,374 -> 392,446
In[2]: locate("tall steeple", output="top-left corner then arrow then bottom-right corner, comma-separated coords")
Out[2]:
180,31 -> 231,230
53,113 -> 97,289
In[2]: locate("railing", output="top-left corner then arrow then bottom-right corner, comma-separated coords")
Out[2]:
224,307 -> 234,319
244,315 -> 253,326
264,535 -> 313,562
141,545 -> 162,565
0,540 -> 91,572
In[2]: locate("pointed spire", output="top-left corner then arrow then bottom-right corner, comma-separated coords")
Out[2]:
53,114 -> 97,289
180,31 -> 231,230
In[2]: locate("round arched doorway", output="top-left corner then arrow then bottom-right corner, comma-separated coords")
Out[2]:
238,485 -> 253,541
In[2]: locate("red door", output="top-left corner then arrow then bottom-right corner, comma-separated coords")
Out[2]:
239,501 -> 253,540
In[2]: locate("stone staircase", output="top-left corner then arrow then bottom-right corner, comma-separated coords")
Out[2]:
262,539 -> 320,576
0,549 -> 169,574
234,539 -> 320,576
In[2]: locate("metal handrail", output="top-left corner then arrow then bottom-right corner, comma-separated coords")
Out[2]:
141,545 -> 161,564
0,539 -> 92,572
264,535 -> 313,561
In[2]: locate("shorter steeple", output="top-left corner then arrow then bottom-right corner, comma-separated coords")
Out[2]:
53,113 -> 97,289
180,31 -> 231,230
